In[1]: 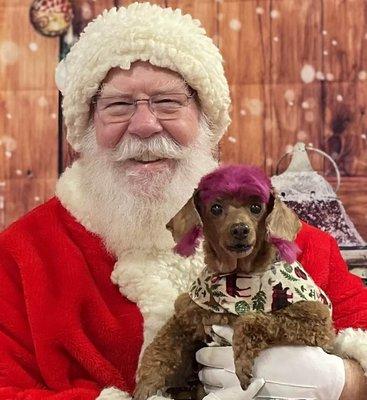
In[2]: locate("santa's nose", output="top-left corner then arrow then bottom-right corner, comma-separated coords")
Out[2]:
127,102 -> 163,139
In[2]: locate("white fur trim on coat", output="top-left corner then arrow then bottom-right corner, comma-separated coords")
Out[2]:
56,3 -> 231,151
111,247 -> 205,359
334,328 -> 367,375
97,387 -> 169,400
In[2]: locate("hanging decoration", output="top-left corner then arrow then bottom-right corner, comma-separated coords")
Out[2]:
30,0 -> 73,37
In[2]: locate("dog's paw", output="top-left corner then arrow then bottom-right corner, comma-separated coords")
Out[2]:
133,384 -> 160,400
238,371 -> 252,391
234,357 -> 253,392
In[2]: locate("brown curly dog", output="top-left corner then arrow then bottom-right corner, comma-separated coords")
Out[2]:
133,165 -> 335,400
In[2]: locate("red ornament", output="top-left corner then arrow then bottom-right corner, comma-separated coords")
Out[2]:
30,0 -> 73,37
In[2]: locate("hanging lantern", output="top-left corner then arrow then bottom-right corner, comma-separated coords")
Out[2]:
30,0 -> 73,37
271,142 -> 367,282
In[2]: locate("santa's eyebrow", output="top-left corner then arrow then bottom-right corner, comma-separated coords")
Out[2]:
98,79 -> 190,97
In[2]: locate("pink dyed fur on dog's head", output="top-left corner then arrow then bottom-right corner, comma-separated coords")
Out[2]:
197,165 -> 272,205
174,165 -> 299,263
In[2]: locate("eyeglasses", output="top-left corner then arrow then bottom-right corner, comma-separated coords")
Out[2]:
92,92 -> 195,123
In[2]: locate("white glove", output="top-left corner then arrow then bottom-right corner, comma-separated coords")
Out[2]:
196,325 -> 345,400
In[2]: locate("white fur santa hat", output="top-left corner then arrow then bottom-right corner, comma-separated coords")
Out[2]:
55,2 -> 231,151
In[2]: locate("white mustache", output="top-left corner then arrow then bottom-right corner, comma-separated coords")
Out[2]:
111,133 -> 188,162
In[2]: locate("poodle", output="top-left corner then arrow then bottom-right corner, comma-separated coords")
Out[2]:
133,165 -> 335,400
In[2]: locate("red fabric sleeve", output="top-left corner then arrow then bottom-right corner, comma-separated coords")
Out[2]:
0,248 -> 100,400
324,236 -> 367,331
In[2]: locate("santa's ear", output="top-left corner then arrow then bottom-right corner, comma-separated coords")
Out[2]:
166,190 -> 203,257
265,191 -> 301,263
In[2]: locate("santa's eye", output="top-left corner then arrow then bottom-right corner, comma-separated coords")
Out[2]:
250,203 -> 262,214
211,204 -> 223,216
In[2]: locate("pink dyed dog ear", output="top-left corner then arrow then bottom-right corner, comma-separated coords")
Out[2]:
266,194 -> 302,263
174,225 -> 203,257
166,191 -> 203,257
269,236 -> 301,263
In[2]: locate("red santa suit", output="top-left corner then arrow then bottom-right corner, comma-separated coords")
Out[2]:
0,193 -> 366,399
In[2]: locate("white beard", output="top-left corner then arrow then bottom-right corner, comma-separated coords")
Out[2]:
57,115 -> 218,258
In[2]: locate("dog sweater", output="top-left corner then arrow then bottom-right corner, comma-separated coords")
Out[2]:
189,261 -> 332,315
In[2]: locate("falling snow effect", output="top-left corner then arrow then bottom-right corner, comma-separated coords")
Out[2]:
270,10 -> 280,19
29,42 -> 38,52
0,41 -> 20,65
301,65 -> 316,83
358,70 -> 367,81
245,98 -> 263,116
229,19 -> 241,32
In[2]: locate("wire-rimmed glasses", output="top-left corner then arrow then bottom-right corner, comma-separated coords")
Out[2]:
92,92 -> 195,124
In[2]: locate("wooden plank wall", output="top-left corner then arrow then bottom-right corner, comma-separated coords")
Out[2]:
0,0 -> 59,228
1,0 -> 367,240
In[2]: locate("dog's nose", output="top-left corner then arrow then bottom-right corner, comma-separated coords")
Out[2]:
230,223 -> 250,240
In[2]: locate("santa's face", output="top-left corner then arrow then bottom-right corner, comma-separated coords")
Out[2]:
92,61 -> 201,182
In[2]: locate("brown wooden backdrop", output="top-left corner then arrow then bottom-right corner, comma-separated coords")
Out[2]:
1,0 -> 367,240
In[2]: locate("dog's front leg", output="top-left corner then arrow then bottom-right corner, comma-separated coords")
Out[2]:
232,312 -> 277,391
133,314 -> 198,400
273,300 -> 335,350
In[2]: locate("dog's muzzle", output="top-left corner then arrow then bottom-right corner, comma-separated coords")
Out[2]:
230,223 -> 250,240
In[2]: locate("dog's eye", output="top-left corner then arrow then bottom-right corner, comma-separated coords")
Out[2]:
250,204 -> 262,214
211,204 -> 223,216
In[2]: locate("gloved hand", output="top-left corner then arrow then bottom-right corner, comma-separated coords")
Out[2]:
196,325 -> 345,400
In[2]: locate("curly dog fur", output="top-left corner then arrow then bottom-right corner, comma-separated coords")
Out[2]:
133,165 -> 335,400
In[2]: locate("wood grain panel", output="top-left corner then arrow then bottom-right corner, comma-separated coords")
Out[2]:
218,0 -> 271,84
322,0 -> 367,82
220,84 -> 266,168
270,0 -> 322,84
323,81 -> 367,177
0,90 -> 58,180
1,178 -> 56,230
263,82 -> 324,175
91,0 -> 116,15
0,5 -> 59,91
166,0 -> 218,42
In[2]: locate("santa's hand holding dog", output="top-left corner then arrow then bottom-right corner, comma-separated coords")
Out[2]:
0,3 -> 366,400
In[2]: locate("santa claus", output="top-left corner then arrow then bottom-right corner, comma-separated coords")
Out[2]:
0,3 -> 366,400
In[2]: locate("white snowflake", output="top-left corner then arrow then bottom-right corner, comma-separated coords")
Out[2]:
0,41 -> 20,65
326,73 -> 334,81
228,136 -> 237,143
301,65 -> 316,83
358,70 -> 367,81
284,89 -> 296,102
229,19 -> 241,32
270,10 -> 280,19
256,7 -> 264,15
28,42 -> 38,52
316,71 -> 325,80
336,94 -> 343,102
297,131 -> 308,141
38,97 -> 48,107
